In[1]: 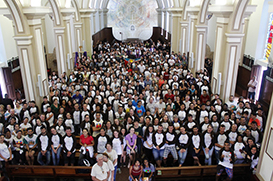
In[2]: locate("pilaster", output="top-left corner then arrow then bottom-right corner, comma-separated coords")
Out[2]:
195,24 -> 208,72
53,26 -> 68,76
27,18 -> 49,100
222,33 -> 245,102
80,9 -> 96,54
156,8 -> 163,28
168,8 -> 183,53
14,36 -> 40,103
180,21 -> 190,54
188,12 -> 198,72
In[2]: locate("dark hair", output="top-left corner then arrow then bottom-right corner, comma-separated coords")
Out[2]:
144,125 -> 154,140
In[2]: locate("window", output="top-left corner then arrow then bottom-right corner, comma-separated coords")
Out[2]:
264,13 -> 273,61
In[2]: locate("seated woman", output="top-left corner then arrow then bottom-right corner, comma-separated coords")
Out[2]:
79,128 -> 94,161
125,127 -> 137,168
142,158 -> 155,181
246,145 -> 259,174
129,159 -> 143,181
233,135 -> 246,164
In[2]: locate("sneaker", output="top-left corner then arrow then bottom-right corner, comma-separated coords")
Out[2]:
117,168 -> 121,174
123,163 -> 126,168
128,162 -> 131,168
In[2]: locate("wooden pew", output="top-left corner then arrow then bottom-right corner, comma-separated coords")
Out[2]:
7,165 -> 92,180
155,164 -> 251,180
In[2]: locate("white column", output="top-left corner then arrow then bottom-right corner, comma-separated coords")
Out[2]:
211,16 -> 230,95
195,24 -> 208,72
14,36 -> 37,102
180,21 -> 190,54
188,13 -> 198,72
74,22 -> 83,52
63,16 -> 73,60
102,9 -> 108,28
53,27 -> 68,76
168,8 -> 183,53
222,33 -> 245,102
156,8 -> 162,27
28,18 -> 49,98
81,9 -> 95,54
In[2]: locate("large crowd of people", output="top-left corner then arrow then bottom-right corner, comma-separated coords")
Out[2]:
0,39 -> 265,181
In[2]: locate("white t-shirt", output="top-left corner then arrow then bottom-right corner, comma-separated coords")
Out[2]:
112,138 -> 123,155
248,80 -> 258,92
219,150 -> 233,169
91,162 -> 110,180
105,149 -> 118,167
0,142 -> 10,161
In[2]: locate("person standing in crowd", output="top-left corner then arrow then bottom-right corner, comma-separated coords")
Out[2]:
0,134 -> 12,181
91,154 -> 110,181
24,127 -> 37,165
247,76 -> 258,100
216,141 -> 235,181
37,126 -> 51,165
202,125 -> 215,165
152,124 -> 166,167
50,126 -> 63,165
63,127 -> 77,166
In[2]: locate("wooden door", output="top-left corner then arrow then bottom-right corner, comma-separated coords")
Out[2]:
1,67 -> 16,100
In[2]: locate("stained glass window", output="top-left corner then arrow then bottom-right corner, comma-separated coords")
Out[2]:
264,13 -> 273,61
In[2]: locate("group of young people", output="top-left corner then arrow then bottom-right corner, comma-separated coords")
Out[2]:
0,39 -> 265,181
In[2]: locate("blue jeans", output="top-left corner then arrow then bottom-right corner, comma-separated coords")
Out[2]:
178,148 -> 188,165
248,92 -> 255,100
37,150 -> 51,165
52,147 -> 62,165
129,176 -> 142,181
203,147 -> 214,165
153,148 -> 164,161
114,165 -> 117,180
215,149 -> 220,164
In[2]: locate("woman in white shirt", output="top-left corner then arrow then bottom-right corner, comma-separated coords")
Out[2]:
233,135 -> 245,164
143,125 -> 154,162
111,130 -> 123,174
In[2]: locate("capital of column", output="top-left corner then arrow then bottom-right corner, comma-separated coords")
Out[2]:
23,7 -> 51,26
195,24 -> 208,33
74,22 -> 83,28
14,35 -> 33,46
180,21 -> 189,27
225,33 -> 245,43
156,8 -> 163,13
80,9 -> 96,18
187,6 -> 199,17
53,26 -> 65,34
167,8 -> 183,17
99,8 -> 109,14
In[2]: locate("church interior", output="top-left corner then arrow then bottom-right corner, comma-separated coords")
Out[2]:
0,0 -> 273,180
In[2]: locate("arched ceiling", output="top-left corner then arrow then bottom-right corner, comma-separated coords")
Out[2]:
16,0 -> 180,9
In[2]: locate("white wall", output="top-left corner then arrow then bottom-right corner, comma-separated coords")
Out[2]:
207,14 -> 217,51
244,0 -> 271,59
0,15 -> 18,63
257,93 -> 273,181
44,14 -> 56,53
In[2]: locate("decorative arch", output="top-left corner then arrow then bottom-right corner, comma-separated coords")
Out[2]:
4,0 -> 30,35
103,0 -> 162,10
48,0 -> 63,26
230,0 -> 249,31
197,0 -> 210,24
156,0 -> 164,9
71,0 -> 81,22
182,0 -> 189,21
